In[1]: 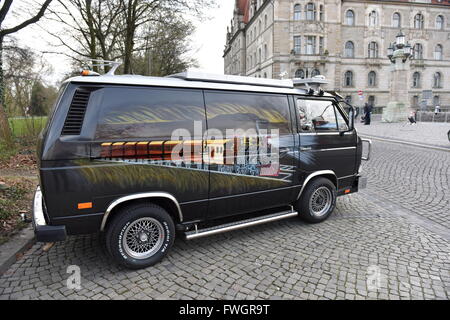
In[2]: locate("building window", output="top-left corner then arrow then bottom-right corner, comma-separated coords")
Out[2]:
344,71 -> 353,87
305,36 -> 316,54
264,44 -> 268,60
345,10 -> 355,26
368,41 -> 378,58
294,4 -> 301,20
311,69 -> 320,77
294,36 -> 301,54
436,15 -> 444,30
433,72 -> 442,88
369,11 -> 377,27
413,43 -> 423,59
345,95 -> 352,104
265,14 -> 268,28
306,3 -> 316,21
259,20 -> 262,34
412,95 -> 419,108
319,5 -> 324,21
368,96 -> 375,106
345,41 -> 354,57
295,69 -> 305,79
412,72 -> 421,88
319,37 -> 324,55
393,12 -> 401,28
434,44 -> 443,60
264,73 -> 267,78
258,48 -> 262,63
368,71 -> 377,87
433,95 -> 440,106
414,13 -> 424,29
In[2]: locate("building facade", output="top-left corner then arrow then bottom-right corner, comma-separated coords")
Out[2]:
223,0 -> 450,109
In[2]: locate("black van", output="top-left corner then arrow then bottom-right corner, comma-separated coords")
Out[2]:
33,69 -> 370,269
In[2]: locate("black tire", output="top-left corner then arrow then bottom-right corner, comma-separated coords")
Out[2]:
105,203 -> 175,269
295,177 -> 336,223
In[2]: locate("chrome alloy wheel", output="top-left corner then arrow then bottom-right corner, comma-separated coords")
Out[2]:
122,218 -> 165,259
309,186 -> 332,217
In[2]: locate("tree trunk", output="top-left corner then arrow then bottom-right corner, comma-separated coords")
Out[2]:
0,36 -> 14,147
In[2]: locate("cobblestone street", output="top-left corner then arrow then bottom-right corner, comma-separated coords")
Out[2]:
0,135 -> 449,300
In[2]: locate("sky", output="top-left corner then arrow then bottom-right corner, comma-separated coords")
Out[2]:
5,0 -> 235,86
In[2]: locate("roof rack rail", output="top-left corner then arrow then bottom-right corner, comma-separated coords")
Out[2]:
167,69 -> 294,89
292,76 -> 329,90
81,59 -> 122,76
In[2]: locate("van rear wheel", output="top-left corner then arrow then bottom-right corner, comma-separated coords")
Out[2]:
296,177 -> 336,223
105,203 -> 175,269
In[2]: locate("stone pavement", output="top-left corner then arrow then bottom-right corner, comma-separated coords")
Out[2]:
0,138 -> 449,300
360,140 -> 450,230
355,119 -> 450,148
0,193 -> 449,300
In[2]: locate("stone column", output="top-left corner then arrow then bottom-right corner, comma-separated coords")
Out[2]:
382,50 -> 413,122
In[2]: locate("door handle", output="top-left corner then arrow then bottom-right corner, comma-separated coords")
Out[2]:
300,147 -> 312,151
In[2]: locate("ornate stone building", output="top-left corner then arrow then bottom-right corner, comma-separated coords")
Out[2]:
223,0 -> 450,108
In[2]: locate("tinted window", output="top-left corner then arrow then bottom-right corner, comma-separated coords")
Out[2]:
296,99 -> 341,132
95,87 -> 206,140
204,91 -> 291,135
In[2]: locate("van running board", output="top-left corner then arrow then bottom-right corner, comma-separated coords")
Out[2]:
185,208 -> 298,240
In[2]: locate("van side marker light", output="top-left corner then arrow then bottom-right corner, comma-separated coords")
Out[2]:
78,202 -> 93,210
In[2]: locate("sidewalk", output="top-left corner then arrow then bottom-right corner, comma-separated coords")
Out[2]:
355,118 -> 450,149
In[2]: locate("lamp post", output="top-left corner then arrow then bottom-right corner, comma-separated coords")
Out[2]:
382,31 -> 413,122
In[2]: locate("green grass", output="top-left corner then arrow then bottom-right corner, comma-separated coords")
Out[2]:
8,116 -> 48,137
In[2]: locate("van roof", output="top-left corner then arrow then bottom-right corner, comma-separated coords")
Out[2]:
64,73 -> 335,98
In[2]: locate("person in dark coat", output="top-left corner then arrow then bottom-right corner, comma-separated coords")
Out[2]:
364,103 -> 373,125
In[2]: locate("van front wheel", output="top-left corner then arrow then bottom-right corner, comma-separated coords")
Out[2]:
296,177 -> 336,223
105,203 -> 175,269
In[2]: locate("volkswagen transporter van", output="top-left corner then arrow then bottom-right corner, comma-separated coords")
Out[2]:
33,66 -> 371,269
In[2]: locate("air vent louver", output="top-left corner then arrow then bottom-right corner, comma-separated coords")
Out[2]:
61,88 -> 92,136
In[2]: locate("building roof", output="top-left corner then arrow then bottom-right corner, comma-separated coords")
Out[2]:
240,0 -> 250,23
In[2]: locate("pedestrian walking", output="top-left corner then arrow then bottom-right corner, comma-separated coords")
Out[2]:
434,105 -> 441,115
408,111 -> 417,125
363,103 -> 372,125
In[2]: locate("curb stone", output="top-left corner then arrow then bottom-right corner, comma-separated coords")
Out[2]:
359,134 -> 450,152
0,225 -> 36,275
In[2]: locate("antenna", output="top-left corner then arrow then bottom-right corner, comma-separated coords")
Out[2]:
82,59 -> 122,75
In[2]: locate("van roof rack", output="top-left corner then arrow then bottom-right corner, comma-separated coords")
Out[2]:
167,69 -> 295,89
81,59 -> 122,76
292,76 -> 329,90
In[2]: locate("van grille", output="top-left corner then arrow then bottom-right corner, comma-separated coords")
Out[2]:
61,88 -> 92,136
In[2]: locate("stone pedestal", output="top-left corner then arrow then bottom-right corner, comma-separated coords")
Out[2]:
382,50 -> 413,123
383,101 -> 409,123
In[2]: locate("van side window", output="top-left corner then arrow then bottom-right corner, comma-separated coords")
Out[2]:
335,107 -> 349,131
94,87 -> 206,140
204,91 -> 291,135
296,99 -> 340,132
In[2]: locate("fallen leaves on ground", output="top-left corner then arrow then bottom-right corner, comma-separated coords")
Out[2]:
0,177 -> 36,244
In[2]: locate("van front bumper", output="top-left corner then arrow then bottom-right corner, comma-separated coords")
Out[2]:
33,186 -> 67,242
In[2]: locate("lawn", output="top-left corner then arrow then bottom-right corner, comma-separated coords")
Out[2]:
8,116 -> 48,137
